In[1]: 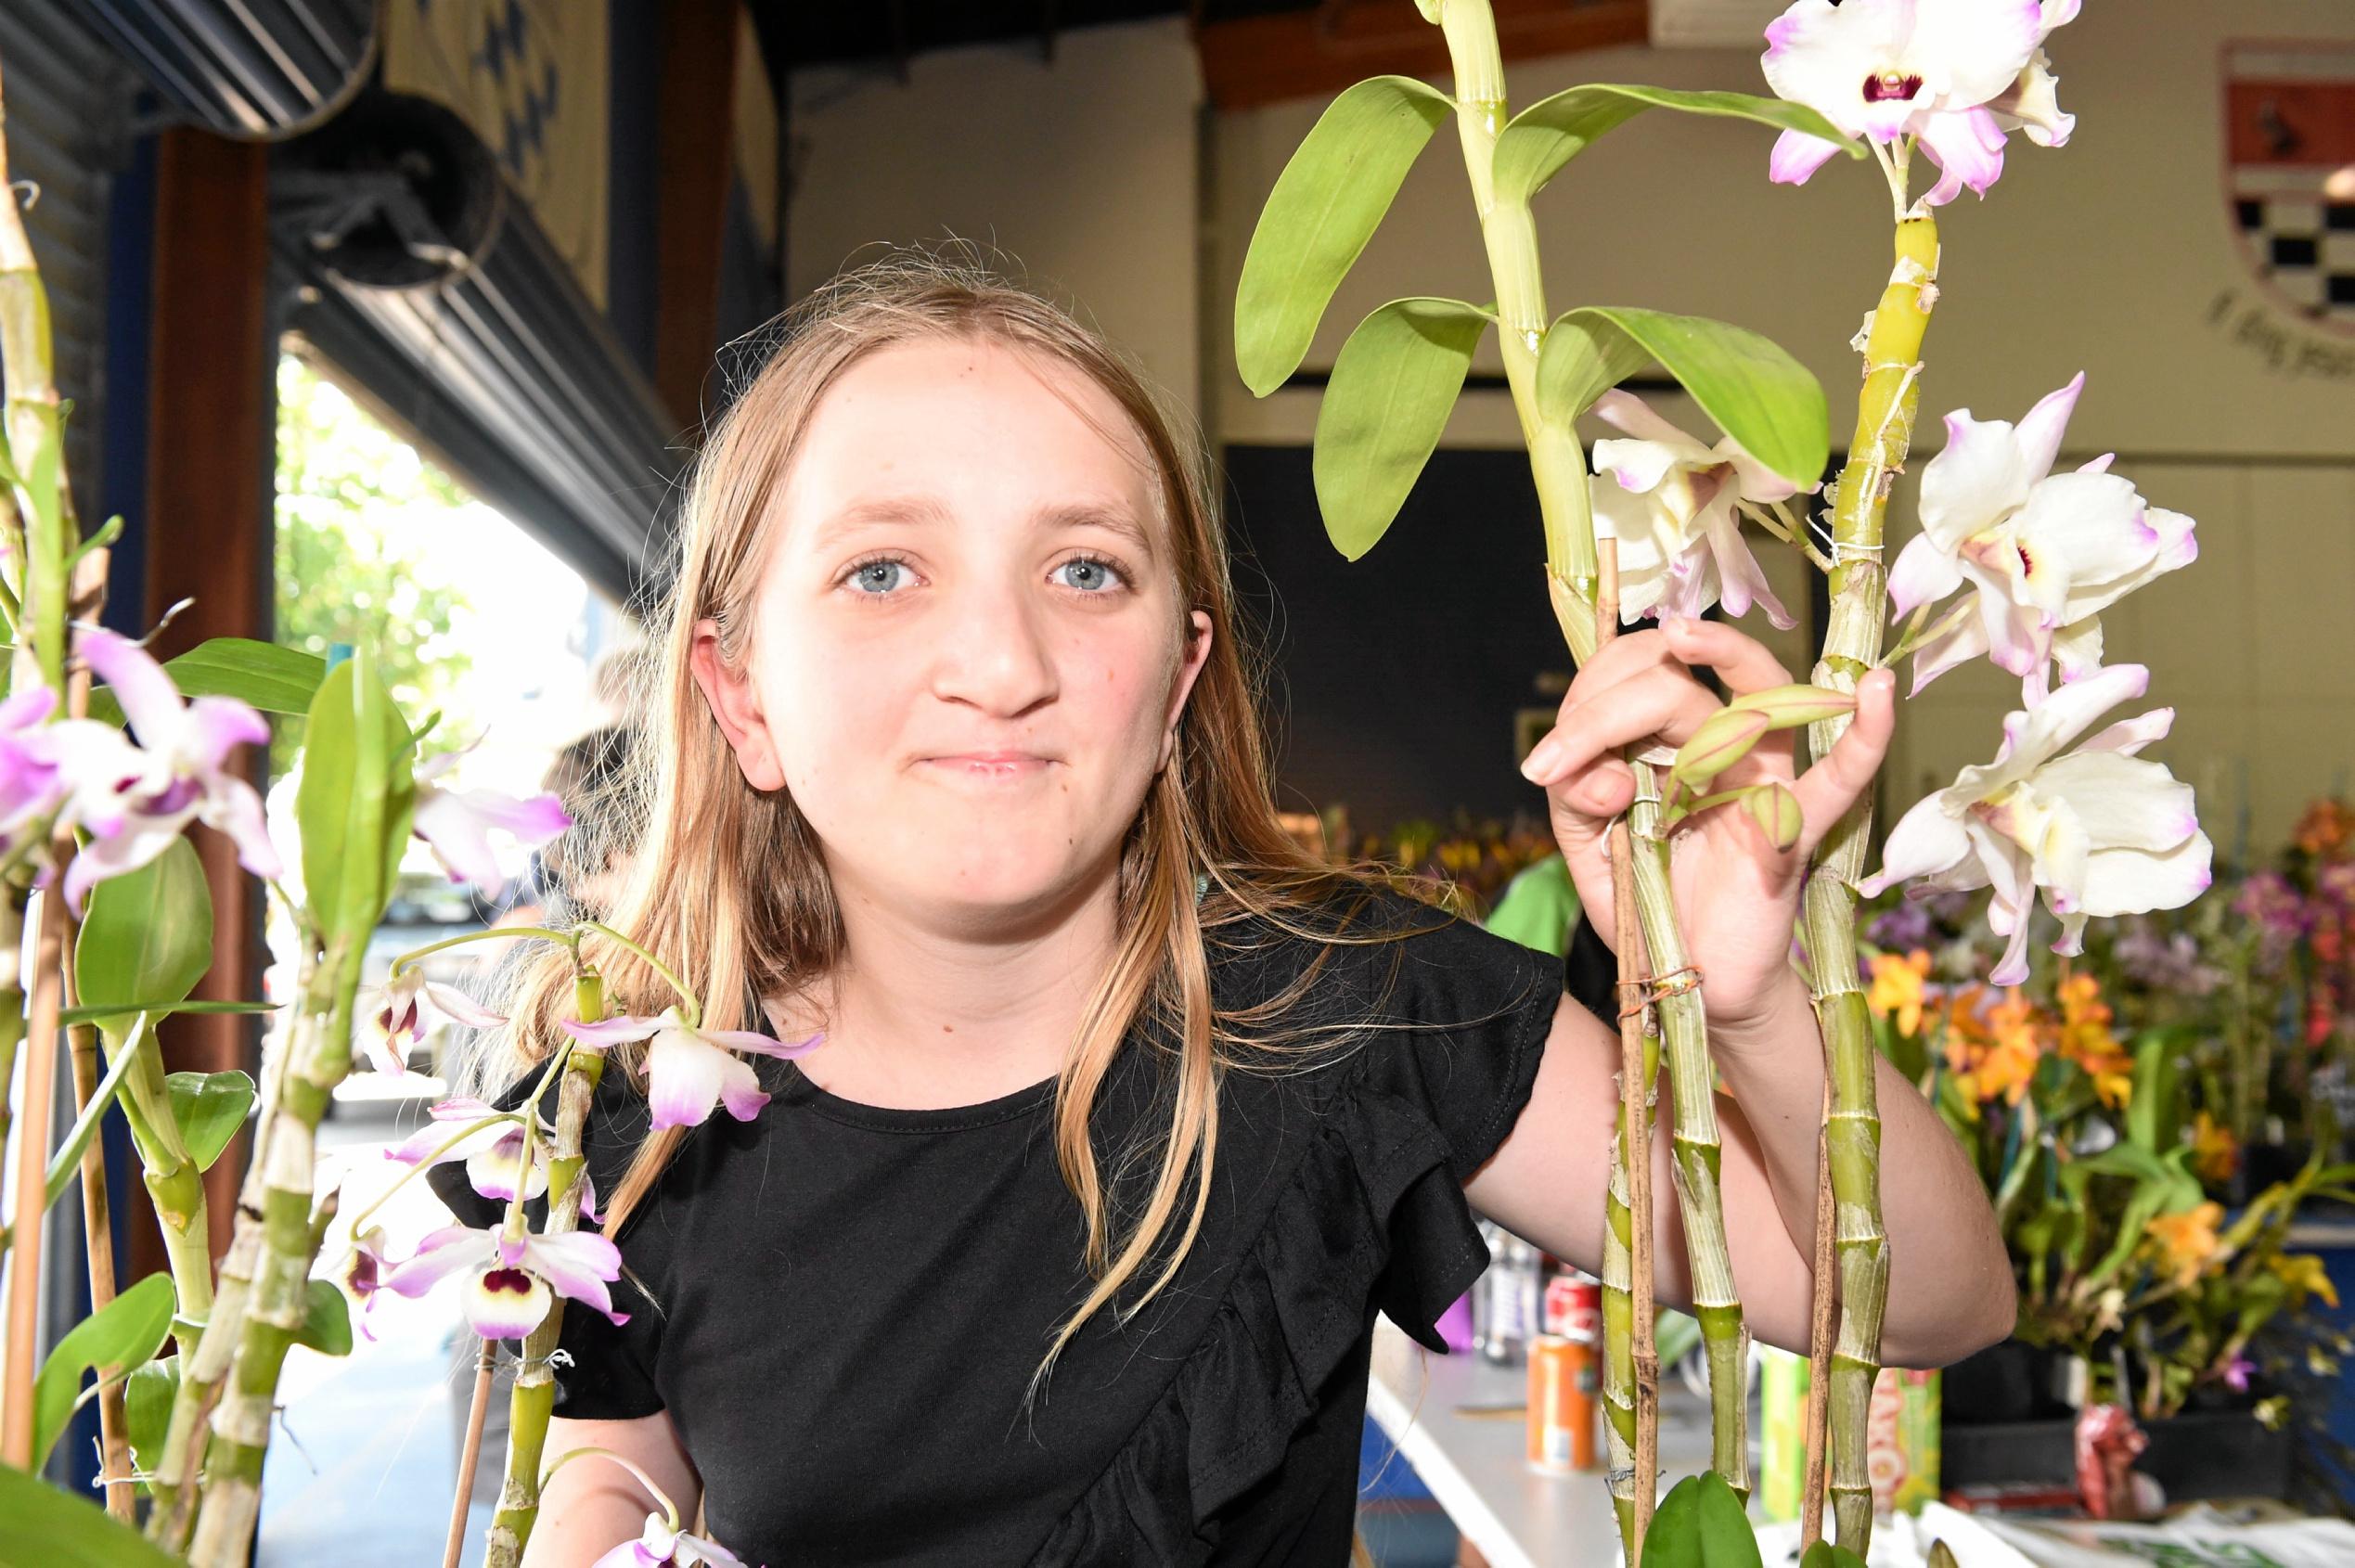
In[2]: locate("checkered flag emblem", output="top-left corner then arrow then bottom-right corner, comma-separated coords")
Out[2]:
2226,43 -> 2355,332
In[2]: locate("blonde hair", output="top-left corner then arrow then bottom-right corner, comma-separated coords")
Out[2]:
464,244 -> 1456,1399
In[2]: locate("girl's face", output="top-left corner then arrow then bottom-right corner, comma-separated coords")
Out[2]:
691,338 -> 1213,935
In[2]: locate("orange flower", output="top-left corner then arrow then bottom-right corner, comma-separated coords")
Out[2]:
1867,949 -> 1933,1037
1950,988 -> 2045,1105
2293,798 -> 2354,861
2147,1202 -> 2224,1287
2190,1110 -> 2239,1184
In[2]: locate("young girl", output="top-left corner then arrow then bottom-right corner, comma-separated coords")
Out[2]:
430,252 -> 2012,1566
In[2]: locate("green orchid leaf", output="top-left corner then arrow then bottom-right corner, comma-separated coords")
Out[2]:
122,1355 -> 179,1497
1312,297 -> 1492,560
296,645 -> 417,947
42,1016 -> 155,1212
32,1273 -> 174,1471
1641,1471 -> 1763,1568
1802,1544 -> 1871,1568
1538,304 -> 1829,486
58,999 -> 278,1027
0,1459 -> 185,1564
1235,75 -> 1455,396
293,1278 -> 354,1357
73,834 -> 212,1045
1494,84 -> 1863,207
165,1070 -> 257,1173
84,636 -> 326,730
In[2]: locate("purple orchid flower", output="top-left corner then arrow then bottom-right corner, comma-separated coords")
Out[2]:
364,966 -> 508,1075
560,1008 -> 825,1132
382,1221 -> 628,1340
1760,0 -> 2055,203
410,733 -> 574,891
42,627 -> 279,915
386,1095 -> 602,1218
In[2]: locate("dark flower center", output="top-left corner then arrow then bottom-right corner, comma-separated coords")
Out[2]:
481,1266 -> 536,1297
1863,71 -> 1924,103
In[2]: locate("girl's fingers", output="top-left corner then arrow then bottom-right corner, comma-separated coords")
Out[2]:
1523,665 -> 1719,789
1790,668 -> 1898,856
1657,615 -> 1795,696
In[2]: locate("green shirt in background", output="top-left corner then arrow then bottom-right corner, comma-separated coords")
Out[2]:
1483,852 -> 1580,960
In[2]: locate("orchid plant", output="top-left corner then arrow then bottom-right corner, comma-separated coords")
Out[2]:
1235,0 -> 2207,1561
0,52 -> 799,1568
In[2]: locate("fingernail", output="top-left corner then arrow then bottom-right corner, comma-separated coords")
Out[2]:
1520,736 -> 1562,781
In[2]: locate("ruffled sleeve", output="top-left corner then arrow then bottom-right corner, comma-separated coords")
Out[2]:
1023,891 -> 1573,1565
421,1061 -> 670,1420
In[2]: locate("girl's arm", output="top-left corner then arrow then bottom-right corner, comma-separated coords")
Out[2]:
1465,986 -> 2014,1368
521,1411 -> 702,1567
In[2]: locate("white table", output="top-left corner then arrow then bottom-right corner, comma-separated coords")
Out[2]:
1366,1317 -> 1718,1568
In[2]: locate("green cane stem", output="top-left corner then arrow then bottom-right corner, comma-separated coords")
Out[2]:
483,968 -> 608,1568
1800,211 -> 1940,1555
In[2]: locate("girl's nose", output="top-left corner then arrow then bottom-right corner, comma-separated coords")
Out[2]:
931,587 -> 1059,717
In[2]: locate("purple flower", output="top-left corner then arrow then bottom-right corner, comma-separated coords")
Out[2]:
590,1515 -> 751,1568
411,734 -> 573,891
382,1221 -> 628,1340
387,1094 -> 601,1217
2222,1354 -> 2256,1394
42,627 -> 280,914
2111,920 -> 2227,997
561,1008 -> 824,1132
365,967 -> 508,1075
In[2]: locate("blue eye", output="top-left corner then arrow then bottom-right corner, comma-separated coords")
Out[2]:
1054,555 -> 1127,593
843,555 -> 910,595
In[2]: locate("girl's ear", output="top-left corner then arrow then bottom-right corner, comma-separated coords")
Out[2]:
1158,610 -> 1215,772
688,618 -> 787,791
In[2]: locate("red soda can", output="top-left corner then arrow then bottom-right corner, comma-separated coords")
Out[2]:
1542,1267 -> 1602,1343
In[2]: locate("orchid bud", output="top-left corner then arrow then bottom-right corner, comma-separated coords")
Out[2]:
1671,708 -> 1771,788
1729,683 -> 1857,730
1744,780 -> 1806,852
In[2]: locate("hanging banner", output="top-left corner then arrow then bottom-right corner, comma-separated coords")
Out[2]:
382,0 -> 611,305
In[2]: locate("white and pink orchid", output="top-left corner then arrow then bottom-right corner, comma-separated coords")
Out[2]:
1859,662 -> 2211,987
1587,390 -> 1799,630
1760,0 -> 2072,206
560,1008 -> 825,1132
1889,374 -> 2196,700
411,733 -> 573,891
363,965 -> 508,1074
386,1094 -> 606,1219
43,627 -> 280,914
340,1224 -> 398,1343
382,1219 -> 629,1340
591,1514 -> 749,1568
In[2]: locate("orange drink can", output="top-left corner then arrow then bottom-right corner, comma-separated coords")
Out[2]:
1526,1332 -> 1597,1473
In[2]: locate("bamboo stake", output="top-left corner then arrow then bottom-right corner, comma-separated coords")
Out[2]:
446,1341 -> 498,1568
1801,210 -> 1941,1554
1799,1071 -> 1835,1550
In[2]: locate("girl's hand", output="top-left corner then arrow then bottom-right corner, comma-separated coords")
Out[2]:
1519,616 -> 1897,1035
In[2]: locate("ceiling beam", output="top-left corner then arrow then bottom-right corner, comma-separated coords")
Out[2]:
1194,0 -> 1648,111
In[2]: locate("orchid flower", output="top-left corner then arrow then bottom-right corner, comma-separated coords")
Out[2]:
1760,0 -> 2055,205
44,626 -> 279,914
411,732 -> 573,891
1587,390 -> 1798,630
1988,0 -> 2080,149
364,965 -> 508,1074
1859,663 -> 2211,986
340,1224 -> 400,1343
0,686 -> 65,857
561,1008 -> 825,1132
591,1515 -> 749,1568
1890,374 -> 2195,700
386,1094 -> 602,1219
382,1219 -> 629,1339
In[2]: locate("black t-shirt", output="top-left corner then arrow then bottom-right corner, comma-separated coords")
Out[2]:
427,887 -> 1602,1567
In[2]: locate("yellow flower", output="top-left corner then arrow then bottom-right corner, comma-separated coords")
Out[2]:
2190,1110 -> 2239,1184
2092,1069 -> 2133,1112
1867,949 -> 1933,1037
2147,1202 -> 2224,1287
2272,1253 -> 2341,1309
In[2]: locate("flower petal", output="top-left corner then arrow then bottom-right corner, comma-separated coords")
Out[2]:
701,1025 -> 827,1060
2039,752 -> 2199,854
412,790 -> 507,889
1916,107 -> 2008,205
181,696 -> 271,773
382,1225 -> 499,1299
77,628 -> 185,752
646,1026 -> 729,1131
560,1013 -> 667,1047
1907,609 -> 1991,695
461,1265 -> 553,1339
1592,391 -> 1709,458
422,980 -> 510,1031
521,1229 -> 629,1324
1769,127 -> 1845,186
714,1051 -> 772,1124
2078,831 -> 2214,919
1859,793 -> 1973,896
2081,704 -> 2173,758
1887,532 -> 1964,618
2051,616 -> 2104,684
460,788 -> 575,847
2011,373 -> 2084,485
199,773 -> 284,880
1920,411 -> 2034,549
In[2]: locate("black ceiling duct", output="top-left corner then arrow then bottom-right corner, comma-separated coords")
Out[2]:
76,0 -> 378,139
274,88 -> 683,607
